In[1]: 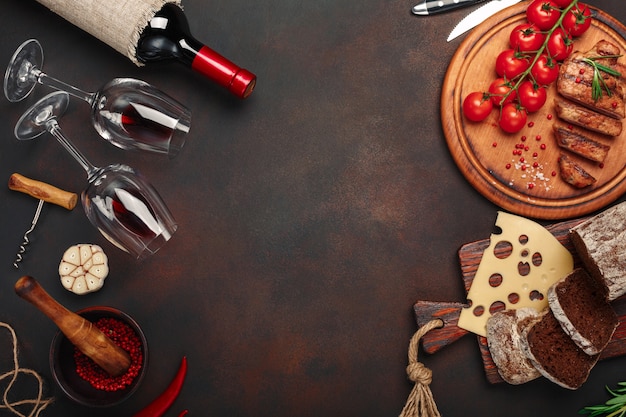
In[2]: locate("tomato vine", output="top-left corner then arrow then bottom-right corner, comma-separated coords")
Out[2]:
462,0 -> 593,133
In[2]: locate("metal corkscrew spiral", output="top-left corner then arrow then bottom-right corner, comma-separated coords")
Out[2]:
13,200 -> 45,268
8,173 -> 78,269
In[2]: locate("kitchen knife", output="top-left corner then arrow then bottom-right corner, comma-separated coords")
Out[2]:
447,0 -> 522,42
412,0 -> 485,16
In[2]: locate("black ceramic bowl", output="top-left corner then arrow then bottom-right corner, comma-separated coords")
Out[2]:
49,306 -> 148,407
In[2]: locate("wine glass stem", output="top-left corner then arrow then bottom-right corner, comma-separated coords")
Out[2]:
47,119 -> 98,178
33,69 -> 94,104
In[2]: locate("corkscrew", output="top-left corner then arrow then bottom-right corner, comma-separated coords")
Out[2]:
8,173 -> 78,268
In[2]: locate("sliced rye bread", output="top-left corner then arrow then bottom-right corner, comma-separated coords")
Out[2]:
520,309 -> 599,390
486,308 -> 541,385
548,268 -> 618,356
570,201 -> 626,301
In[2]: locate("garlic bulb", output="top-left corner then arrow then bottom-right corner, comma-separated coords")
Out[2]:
59,244 -> 109,294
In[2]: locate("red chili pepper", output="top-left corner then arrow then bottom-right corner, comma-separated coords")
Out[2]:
133,356 -> 188,417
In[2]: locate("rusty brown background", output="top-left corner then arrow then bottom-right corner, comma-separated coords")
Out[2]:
0,1 -> 624,416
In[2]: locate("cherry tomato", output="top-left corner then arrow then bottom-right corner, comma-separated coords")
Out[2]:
518,81 -> 547,112
562,3 -> 592,37
526,0 -> 561,31
531,54 -> 560,85
495,49 -> 530,79
463,91 -> 493,121
499,103 -> 528,133
509,23 -> 546,52
547,28 -> 573,61
551,0 -> 575,7
488,78 -> 517,106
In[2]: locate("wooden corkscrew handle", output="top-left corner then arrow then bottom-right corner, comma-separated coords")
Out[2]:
8,173 -> 78,210
14,276 -> 131,377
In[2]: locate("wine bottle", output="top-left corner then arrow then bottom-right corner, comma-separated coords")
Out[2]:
34,0 -> 256,99
137,3 -> 256,99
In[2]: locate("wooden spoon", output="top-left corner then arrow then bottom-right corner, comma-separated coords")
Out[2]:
15,275 -> 131,377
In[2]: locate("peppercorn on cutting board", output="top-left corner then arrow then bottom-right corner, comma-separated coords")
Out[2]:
413,216 -> 626,384
441,1 -> 626,220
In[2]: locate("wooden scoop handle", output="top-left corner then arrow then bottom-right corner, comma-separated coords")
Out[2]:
9,173 -> 78,210
15,276 -> 131,377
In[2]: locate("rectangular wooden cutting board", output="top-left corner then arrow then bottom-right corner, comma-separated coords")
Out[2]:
414,217 -> 626,384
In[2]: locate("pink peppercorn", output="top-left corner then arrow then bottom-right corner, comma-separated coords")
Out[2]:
74,317 -> 143,392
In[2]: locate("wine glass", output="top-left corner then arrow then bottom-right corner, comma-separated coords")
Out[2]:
14,91 -> 178,260
4,39 -> 191,159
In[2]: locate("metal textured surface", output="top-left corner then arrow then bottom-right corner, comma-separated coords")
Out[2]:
0,1 -> 625,416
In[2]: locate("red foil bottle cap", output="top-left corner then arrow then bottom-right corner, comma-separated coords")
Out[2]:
192,46 -> 256,99
231,69 -> 256,99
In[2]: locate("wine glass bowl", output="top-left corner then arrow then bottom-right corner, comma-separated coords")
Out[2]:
5,38 -> 191,158
91,78 -> 190,158
14,91 -> 178,260
82,163 -> 177,259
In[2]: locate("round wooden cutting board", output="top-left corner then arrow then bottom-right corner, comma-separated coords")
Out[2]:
441,1 -> 626,220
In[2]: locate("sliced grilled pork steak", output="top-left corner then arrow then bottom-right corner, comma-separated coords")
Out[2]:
554,97 -> 623,136
557,40 -> 625,120
553,124 -> 610,163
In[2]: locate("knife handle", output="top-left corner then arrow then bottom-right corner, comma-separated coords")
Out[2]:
412,0 -> 483,16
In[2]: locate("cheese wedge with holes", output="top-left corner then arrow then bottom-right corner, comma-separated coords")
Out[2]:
458,212 -> 574,337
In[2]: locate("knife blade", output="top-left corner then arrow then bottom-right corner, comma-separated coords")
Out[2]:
447,0 -> 522,42
412,0 -> 485,16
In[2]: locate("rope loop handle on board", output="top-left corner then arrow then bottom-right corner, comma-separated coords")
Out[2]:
399,319 -> 443,417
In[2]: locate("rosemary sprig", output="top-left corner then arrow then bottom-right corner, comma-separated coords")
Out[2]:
580,55 -> 623,101
580,381 -> 626,417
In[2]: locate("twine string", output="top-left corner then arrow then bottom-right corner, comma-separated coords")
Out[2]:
0,322 -> 53,417
399,319 -> 443,417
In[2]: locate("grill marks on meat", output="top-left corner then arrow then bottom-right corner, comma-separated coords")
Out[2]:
552,41 -> 624,189
557,40 -> 625,120
554,98 -> 623,137
558,153 -> 597,189
553,125 -> 610,163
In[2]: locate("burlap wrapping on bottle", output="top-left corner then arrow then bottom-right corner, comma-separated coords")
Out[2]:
35,0 -> 182,65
